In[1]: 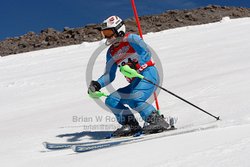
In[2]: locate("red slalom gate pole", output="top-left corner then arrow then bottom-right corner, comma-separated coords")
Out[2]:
130,0 -> 143,38
130,0 -> 160,112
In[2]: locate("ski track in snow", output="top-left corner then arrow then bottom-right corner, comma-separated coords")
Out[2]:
0,17 -> 250,167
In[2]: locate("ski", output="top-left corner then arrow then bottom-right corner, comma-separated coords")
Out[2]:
71,137 -> 142,152
43,132 -> 147,150
43,140 -> 100,150
72,124 -> 218,153
43,117 -> 178,150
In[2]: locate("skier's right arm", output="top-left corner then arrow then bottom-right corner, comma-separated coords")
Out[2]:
96,50 -> 117,88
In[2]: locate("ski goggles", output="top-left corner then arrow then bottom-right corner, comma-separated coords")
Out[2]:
101,28 -> 116,39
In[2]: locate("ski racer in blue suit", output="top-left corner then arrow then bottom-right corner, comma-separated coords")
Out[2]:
88,16 -> 169,137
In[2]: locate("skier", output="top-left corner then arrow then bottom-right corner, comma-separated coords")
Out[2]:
88,16 -> 169,137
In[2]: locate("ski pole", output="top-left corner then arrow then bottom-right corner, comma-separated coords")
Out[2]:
120,65 -> 220,120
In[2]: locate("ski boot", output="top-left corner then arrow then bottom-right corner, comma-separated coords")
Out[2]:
143,111 -> 170,134
112,116 -> 142,137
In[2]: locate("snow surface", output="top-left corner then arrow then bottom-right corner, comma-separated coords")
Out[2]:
1,17 -> 250,167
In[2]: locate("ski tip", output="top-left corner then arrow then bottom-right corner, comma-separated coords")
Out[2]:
216,116 -> 220,120
42,142 -> 48,148
71,145 -> 77,152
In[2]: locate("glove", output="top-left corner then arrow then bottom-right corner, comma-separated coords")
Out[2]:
88,81 -> 101,94
127,58 -> 138,70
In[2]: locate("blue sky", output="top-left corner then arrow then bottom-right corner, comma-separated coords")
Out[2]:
0,0 -> 249,40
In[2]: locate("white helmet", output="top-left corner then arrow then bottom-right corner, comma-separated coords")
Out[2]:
99,16 -> 126,37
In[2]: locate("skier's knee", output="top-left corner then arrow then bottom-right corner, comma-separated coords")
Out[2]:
129,101 -> 155,121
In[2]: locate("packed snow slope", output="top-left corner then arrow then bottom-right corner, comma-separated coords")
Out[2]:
1,17 -> 250,167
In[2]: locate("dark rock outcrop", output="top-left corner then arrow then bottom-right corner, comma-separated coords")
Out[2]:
1,5 -> 250,56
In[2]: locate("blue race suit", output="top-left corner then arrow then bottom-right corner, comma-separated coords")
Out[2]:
97,33 -> 159,125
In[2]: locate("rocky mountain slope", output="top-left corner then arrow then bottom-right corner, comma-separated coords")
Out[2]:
0,5 -> 250,56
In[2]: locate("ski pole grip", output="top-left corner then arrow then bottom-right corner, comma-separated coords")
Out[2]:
89,91 -> 108,98
120,65 -> 144,79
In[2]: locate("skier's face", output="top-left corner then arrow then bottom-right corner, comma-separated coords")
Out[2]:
101,29 -> 121,46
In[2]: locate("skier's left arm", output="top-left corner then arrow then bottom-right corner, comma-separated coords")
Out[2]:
126,34 -> 152,64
